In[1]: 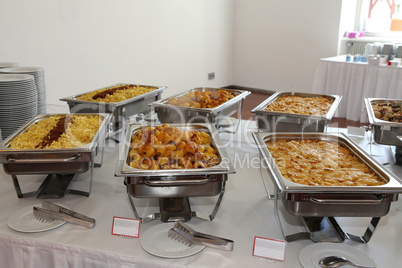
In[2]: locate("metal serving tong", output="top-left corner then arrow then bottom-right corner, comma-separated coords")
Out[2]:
168,220 -> 234,251
33,201 -> 95,229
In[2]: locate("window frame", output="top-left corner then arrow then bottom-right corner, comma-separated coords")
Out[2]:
354,0 -> 402,38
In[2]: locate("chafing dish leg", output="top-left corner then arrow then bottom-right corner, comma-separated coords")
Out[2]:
126,192 -> 161,223
395,146 -> 402,165
11,175 -> 36,198
258,155 -> 275,200
67,157 -> 95,197
232,100 -> 244,133
274,187 -> 382,244
274,187 -> 309,242
208,180 -> 226,221
346,217 -> 381,243
274,187 -> 346,243
216,101 -> 243,134
127,192 -> 143,220
94,136 -> 105,168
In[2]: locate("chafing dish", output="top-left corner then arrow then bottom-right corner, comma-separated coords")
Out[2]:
365,98 -> 402,146
365,98 -> 402,164
149,87 -> 250,132
253,131 -> 402,243
0,113 -> 111,198
115,123 -> 235,222
60,84 -> 166,132
253,131 -> 402,217
251,92 -> 342,132
0,113 -> 111,174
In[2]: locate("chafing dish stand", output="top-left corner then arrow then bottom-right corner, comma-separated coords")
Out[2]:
365,98 -> 402,165
125,177 -> 227,223
273,186 -> 381,244
253,131 -> 402,244
10,140 -> 105,199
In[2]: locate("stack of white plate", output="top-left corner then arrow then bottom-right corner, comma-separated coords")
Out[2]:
0,62 -> 18,69
0,67 -> 46,113
0,74 -> 37,139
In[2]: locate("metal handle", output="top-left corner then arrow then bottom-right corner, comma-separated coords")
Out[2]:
33,207 -> 95,228
144,176 -> 210,186
7,154 -> 81,163
309,194 -> 384,204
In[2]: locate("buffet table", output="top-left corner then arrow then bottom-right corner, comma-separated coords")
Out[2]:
0,118 -> 402,267
312,56 -> 402,123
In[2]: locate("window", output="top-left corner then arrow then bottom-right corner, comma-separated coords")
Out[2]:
356,0 -> 402,36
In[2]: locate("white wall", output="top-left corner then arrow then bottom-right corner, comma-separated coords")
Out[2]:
232,0 -> 343,93
0,0 -> 234,105
1,0 -> 346,105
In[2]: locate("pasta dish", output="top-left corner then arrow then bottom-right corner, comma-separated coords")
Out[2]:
10,115 -> 102,149
266,139 -> 385,186
77,84 -> 157,103
265,95 -> 333,116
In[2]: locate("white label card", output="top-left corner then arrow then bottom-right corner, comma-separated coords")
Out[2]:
112,216 -> 141,238
252,236 -> 286,261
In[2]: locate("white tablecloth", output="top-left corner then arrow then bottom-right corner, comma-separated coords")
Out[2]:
0,119 -> 402,267
312,56 -> 402,123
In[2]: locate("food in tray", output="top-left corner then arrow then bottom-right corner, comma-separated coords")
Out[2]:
129,124 -> 220,170
167,90 -> 236,108
10,115 -> 103,149
76,84 -> 157,103
266,139 -> 385,186
265,95 -> 333,116
372,101 -> 402,122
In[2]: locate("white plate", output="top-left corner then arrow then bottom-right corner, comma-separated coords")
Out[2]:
0,66 -> 44,73
7,203 -> 68,233
140,223 -> 205,258
0,74 -> 34,82
299,243 -> 377,268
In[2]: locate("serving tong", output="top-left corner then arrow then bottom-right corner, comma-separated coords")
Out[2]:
33,201 -> 95,228
168,220 -> 234,251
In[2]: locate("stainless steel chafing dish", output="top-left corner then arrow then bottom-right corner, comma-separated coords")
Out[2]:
251,92 -> 342,132
0,113 -> 111,174
253,132 -> 402,243
0,113 -> 111,198
365,98 -> 402,146
149,87 -> 250,133
365,98 -> 402,165
253,131 -> 402,217
115,123 -> 235,222
60,84 -> 166,132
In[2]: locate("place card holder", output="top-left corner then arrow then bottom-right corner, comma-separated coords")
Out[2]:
112,216 -> 141,238
252,236 -> 286,261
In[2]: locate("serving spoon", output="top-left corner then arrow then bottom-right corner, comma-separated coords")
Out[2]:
319,256 -> 376,268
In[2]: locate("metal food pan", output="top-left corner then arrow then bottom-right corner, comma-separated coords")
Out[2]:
125,174 -> 227,198
365,98 -> 402,147
149,87 -> 250,128
251,92 -> 342,132
60,84 -> 166,131
253,132 -> 402,217
115,123 -> 235,198
0,113 -> 111,175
